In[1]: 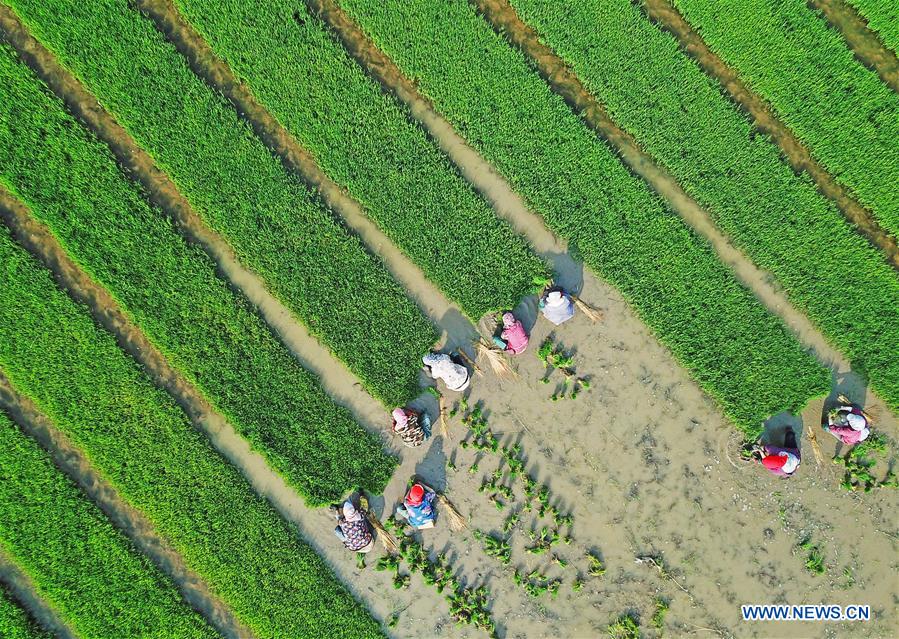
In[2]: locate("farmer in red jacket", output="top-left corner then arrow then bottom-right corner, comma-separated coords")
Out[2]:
760,428 -> 801,478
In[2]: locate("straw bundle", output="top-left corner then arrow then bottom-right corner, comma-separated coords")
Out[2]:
359,495 -> 399,555
805,426 -> 825,467
455,348 -> 483,377
475,339 -> 516,379
438,395 -> 449,438
570,295 -> 603,323
436,495 -> 467,532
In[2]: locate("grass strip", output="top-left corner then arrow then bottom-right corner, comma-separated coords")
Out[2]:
5,0 -> 437,406
0,413 -> 215,638
0,587 -> 51,639
338,0 -> 830,433
506,0 -> 899,413
0,42 -> 395,506
169,0 -> 547,319
0,226 -> 385,639
846,0 -> 899,52
672,0 -> 899,238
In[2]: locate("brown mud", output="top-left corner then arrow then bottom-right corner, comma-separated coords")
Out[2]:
0,551 -> 75,639
644,0 -> 899,271
307,0 -> 583,293
0,3 -> 386,430
808,0 -> 899,93
368,278 -> 898,638
0,370 -> 253,639
136,0 -> 479,351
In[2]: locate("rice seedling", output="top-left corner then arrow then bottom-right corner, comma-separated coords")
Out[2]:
588,552 -> 606,577
473,530 -> 512,565
607,613 -> 640,639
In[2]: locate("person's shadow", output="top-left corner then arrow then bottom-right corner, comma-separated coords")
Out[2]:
760,411 -> 802,450
414,433 -> 448,494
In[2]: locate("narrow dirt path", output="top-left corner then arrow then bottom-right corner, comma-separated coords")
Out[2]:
470,0 -> 892,395
0,369 -> 253,639
0,185 -> 456,635
644,0 -> 899,270
809,0 -> 899,92
136,0 -> 478,351
0,3 -> 385,429
0,551 -> 76,639
306,0 -> 584,293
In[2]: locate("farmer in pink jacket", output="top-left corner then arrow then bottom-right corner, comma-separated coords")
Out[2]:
760,428 -> 801,478
492,312 -> 529,355
824,404 -> 871,445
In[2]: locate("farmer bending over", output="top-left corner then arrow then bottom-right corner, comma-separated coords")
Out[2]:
332,500 -> 374,553
422,353 -> 470,392
824,403 -> 871,445
540,289 -> 575,326
396,483 -> 436,529
760,428 -> 801,478
492,312 -> 529,355
391,407 -> 430,448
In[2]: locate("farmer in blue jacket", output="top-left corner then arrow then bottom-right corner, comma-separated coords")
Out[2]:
396,483 -> 437,529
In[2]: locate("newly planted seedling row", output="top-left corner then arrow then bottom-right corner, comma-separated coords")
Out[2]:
0,44 -> 394,506
0,229 -> 384,638
173,0 -> 549,320
336,0 -> 832,434
7,0 -> 437,406
507,0 -> 899,413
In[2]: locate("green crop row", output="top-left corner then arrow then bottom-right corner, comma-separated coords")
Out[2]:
6,0 -> 437,407
847,0 -> 899,53
0,42 -> 394,506
673,0 -> 899,238
171,0 -> 547,319
337,0 -> 830,432
0,587 -> 51,639
507,0 -> 899,412
0,413 -> 214,638
0,227 -> 384,639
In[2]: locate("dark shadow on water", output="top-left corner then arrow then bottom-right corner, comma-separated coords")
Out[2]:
760,411 -> 802,449
414,435 -> 447,494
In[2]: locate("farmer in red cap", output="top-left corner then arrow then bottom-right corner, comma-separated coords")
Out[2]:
395,483 -> 437,529
759,428 -> 801,478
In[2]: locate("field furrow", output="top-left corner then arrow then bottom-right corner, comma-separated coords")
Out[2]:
669,0 -> 899,237
0,411 -> 216,638
159,0 -> 547,320
502,0 -> 899,413
843,0 -> 899,55
1,0 -> 437,407
0,580 -> 54,639
337,0 -> 830,432
0,224 -> 385,638
0,40 -> 395,505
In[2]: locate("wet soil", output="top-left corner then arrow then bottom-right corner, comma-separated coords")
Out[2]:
643,0 -> 899,271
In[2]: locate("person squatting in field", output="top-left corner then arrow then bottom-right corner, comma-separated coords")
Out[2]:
396,483 -> 437,529
422,352 -> 470,392
391,407 -> 431,448
332,500 -> 374,553
824,403 -> 871,445
492,312 -> 529,355
760,428 -> 801,478
539,289 -> 575,325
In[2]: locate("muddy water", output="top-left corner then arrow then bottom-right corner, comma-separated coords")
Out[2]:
643,0 -> 899,270
0,372 -> 253,639
370,269 -> 898,638
809,0 -> 899,92
0,551 -> 75,639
